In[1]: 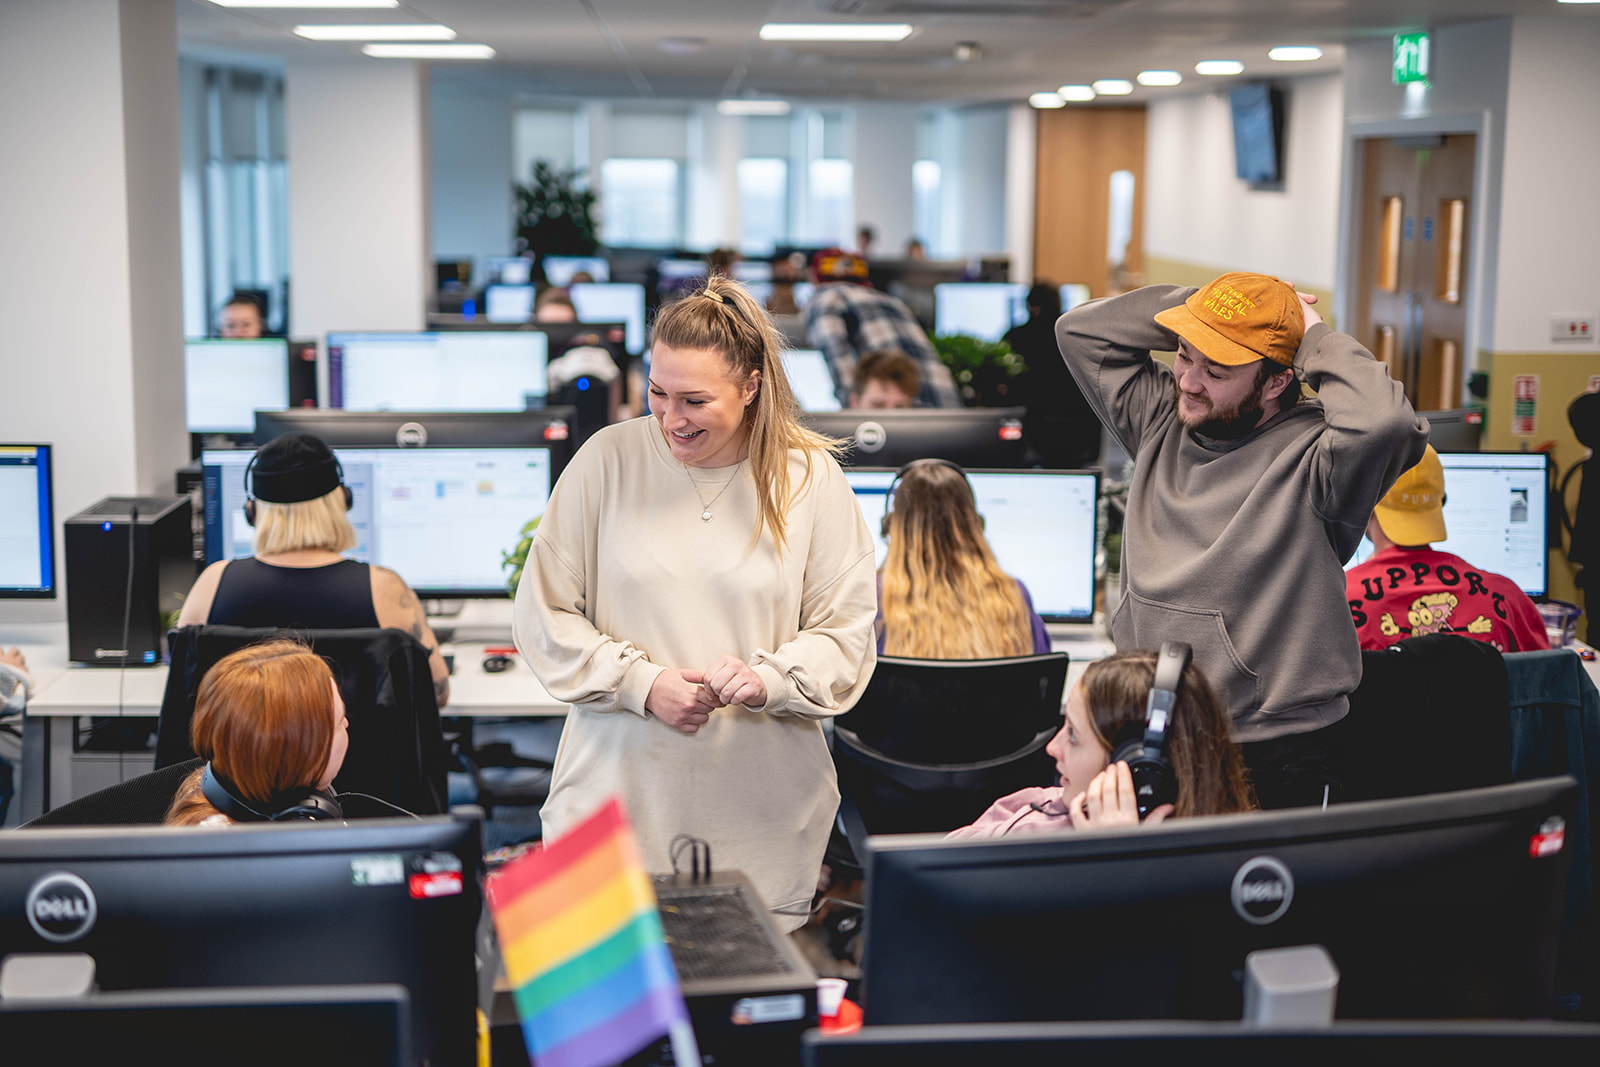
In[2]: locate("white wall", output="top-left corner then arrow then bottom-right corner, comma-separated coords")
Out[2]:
852,104 -> 919,255
0,0 -> 187,624
431,75 -> 513,287
1493,15 -> 1600,353
1004,103 -> 1037,284
286,59 -> 430,356
1145,73 -> 1345,288
948,106 -> 1010,258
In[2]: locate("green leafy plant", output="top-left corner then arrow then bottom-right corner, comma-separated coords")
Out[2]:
501,515 -> 543,598
930,333 -> 1028,407
514,161 -> 599,257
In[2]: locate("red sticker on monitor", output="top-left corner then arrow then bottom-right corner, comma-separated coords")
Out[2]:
409,872 -> 464,899
1530,816 -> 1566,858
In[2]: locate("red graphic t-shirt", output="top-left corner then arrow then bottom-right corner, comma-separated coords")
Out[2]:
1345,546 -> 1551,652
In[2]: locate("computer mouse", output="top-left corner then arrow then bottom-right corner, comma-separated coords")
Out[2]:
483,654 -> 514,673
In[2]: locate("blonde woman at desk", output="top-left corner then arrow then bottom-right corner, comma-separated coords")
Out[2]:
167,641 -> 348,826
875,458 -> 1050,658
176,432 -> 449,708
515,276 -> 878,931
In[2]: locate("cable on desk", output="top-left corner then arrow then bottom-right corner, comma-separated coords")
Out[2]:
669,834 -> 712,881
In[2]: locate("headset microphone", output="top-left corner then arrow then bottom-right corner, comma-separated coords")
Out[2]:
1109,641 -> 1189,820
880,458 -> 970,538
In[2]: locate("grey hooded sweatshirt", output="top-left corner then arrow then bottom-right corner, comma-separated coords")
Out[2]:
1057,285 -> 1428,742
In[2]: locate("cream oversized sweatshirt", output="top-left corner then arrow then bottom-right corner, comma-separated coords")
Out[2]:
514,415 -> 878,928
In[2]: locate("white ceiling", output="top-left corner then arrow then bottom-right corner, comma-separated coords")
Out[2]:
177,0 -> 1596,105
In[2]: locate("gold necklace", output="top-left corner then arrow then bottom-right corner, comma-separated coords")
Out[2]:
683,461 -> 743,522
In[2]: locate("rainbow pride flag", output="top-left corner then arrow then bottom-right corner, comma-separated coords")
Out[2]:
487,797 -> 697,1067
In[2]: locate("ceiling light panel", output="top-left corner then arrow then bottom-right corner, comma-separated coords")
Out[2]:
1137,70 -> 1182,86
1029,92 -> 1065,109
758,24 -> 914,42
1057,85 -> 1096,102
295,25 -> 456,41
1092,79 -> 1133,95
1195,60 -> 1245,76
718,100 -> 792,116
362,43 -> 494,59
210,1 -> 398,7
1268,46 -> 1323,62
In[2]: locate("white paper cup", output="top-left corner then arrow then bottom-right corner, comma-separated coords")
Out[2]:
816,977 -> 848,1018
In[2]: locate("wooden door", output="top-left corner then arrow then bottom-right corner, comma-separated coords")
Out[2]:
1353,134 -> 1476,410
1033,107 -> 1145,298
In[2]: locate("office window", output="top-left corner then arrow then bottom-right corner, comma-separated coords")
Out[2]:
600,158 -> 684,248
737,158 -> 788,255
913,160 -> 941,252
513,107 -> 579,183
807,158 -> 853,247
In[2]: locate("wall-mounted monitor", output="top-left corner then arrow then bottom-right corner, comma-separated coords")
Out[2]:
1230,83 -> 1286,189
326,331 -> 548,412
540,255 -> 609,286
847,467 -> 1098,623
781,349 -> 841,412
800,408 -> 1029,469
0,444 -> 55,599
861,778 -> 1575,1025
483,284 -> 535,323
1345,451 -> 1550,596
184,339 -> 291,434
934,283 -> 1030,342
568,282 -> 648,353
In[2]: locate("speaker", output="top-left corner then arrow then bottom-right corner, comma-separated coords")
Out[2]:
65,496 -> 197,667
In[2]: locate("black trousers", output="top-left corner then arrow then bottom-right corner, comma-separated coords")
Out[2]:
1238,726 -> 1341,811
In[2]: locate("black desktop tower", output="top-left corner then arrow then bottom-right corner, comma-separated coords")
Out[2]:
66,496 -> 196,667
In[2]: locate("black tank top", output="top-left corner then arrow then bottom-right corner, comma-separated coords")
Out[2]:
208,558 -> 381,630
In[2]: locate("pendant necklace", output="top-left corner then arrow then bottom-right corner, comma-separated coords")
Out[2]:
683,460 -> 743,522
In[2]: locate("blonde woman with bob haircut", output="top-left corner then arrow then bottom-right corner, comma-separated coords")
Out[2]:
877,459 -> 1050,659
177,433 -> 449,707
515,275 -> 878,931
167,641 -> 349,826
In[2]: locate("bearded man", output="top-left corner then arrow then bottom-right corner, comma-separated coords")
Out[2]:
1056,273 -> 1427,809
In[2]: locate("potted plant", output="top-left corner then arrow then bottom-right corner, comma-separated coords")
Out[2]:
514,161 -> 600,258
930,333 -> 1028,407
501,516 -> 542,598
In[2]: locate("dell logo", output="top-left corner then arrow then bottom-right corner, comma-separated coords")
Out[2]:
25,872 -> 99,943
396,422 -> 429,448
854,421 -> 887,454
1231,856 -> 1294,926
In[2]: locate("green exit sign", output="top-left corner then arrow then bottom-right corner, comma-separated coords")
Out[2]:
1393,32 -> 1430,85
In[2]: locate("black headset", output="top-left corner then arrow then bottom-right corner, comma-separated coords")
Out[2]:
200,762 -> 344,822
242,450 -> 352,527
880,458 -> 971,538
1108,641 -> 1190,820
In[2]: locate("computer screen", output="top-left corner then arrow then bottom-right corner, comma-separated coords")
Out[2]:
185,339 -> 291,434
800,409 -> 1029,469
483,255 -> 533,286
541,255 -> 609,286
934,283 -> 1029,342
483,284 -> 535,323
861,778 -> 1575,1025
569,282 -> 648,353
1059,284 -> 1092,313
783,349 -> 842,412
656,257 -> 708,296
1344,451 -> 1550,595
741,281 -> 816,311
326,331 -> 548,412
0,814 -> 482,1067
847,468 -> 1098,622
0,444 -> 55,599
203,446 -> 553,597
1420,408 -> 1484,452
732,260 -> 773,283
254,409 -> 575,456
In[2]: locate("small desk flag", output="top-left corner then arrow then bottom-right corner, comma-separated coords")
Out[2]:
487,798 -> 697,1067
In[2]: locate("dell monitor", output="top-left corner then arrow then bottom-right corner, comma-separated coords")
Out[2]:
540,254 -> 609,286
1420,408 -> 1484,452
861,778 -> 1576,1025
848,467 -> 1098,622
0,444 -> 55,598
483,284 -> 535,323
185,339 -> 291,434
569,282 -> 648,353
326,331 -> 548,412
1344,451 -> 1550,596
254,409 -> 575,455
800,409 -> 1029,468
934,283 -> 1029,343
0,814 -> 482,1067
783,349 -> 842,412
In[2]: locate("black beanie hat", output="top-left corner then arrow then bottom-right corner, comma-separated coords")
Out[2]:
249,433 -> 342,504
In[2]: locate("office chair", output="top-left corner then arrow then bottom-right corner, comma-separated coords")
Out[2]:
21,758 -> 203,827
158,626 -> 452,815
830,652 -> 1070,867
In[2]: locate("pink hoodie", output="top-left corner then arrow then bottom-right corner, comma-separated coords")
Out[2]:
946,786 -> 1076,839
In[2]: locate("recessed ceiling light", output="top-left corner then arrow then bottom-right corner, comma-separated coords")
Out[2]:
717,100 -> 792,116
758,23 -> 914,42
1137,70 -> 1182,87
295,25 -> 455,41
1057,84 -> 1096,102
210,0 -> 398,7
1092,79 -> 1134,95
1195,60 -> 1245,76
1268,46 -> 1323,62
1029,92 -> 1065,109
362,43 -> 494,59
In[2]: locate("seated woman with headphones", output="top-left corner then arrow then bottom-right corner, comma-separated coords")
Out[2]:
951,644 -> 1255,836
877,458 -> 1049,658
167,641 -> 348,825
176,432 -> 449,707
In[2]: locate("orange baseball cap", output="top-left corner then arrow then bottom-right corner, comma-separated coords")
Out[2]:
1153,272 -> 1303,367
1373,445 -> 1447,545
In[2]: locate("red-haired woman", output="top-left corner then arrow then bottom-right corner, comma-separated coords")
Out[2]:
166,641 -> 349,826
